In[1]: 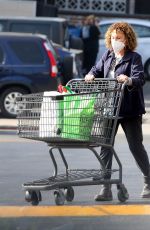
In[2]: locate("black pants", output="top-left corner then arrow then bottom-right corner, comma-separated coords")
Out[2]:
100,116 -> 150,179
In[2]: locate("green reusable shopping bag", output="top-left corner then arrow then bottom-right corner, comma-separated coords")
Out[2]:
62,94 -> 95,141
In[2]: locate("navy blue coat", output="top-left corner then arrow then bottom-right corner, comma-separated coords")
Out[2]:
89,50 -> 146,117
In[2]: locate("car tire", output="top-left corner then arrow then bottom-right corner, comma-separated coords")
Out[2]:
144,59 -> 150,80
0,87 -> 28,118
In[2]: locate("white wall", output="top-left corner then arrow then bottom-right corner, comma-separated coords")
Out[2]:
0,0 -> 37,17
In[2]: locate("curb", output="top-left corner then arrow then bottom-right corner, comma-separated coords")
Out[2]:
0,119 -> 17,130
0,117 -> 150,135
0,126 -> 17,130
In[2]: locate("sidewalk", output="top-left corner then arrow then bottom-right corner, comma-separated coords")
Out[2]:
0,118 -> 17,130
0,114 -> 150,135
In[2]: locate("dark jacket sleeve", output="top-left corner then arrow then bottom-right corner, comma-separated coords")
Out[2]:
120,52 -> 146,117
130,53 -> 145,87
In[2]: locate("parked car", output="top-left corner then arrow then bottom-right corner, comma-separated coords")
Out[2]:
97,18 -> 150,80
0,16 -> 68,47
0,16 -> 83,50
0,32 -> 60,118
0,16 -> 82,81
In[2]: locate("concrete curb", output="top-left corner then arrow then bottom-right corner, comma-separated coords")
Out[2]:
0,116 -> 150,135
0,119 -> 17,130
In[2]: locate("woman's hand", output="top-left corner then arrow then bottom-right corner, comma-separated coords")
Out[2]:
116,74 -> 129,83
85,74 -> 95,82
117,74 -> 132,85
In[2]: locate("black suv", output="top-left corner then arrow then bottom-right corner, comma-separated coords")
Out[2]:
0,32 -> 60,118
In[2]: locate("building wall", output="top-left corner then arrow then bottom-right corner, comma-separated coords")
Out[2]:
1,0 -> 150,18
55,0 -> 128,16
0,0 -> 37,17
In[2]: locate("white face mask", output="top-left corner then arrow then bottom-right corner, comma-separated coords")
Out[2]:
111,40 -> 125,53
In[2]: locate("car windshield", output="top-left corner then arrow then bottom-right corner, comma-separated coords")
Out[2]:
100,22 -> 150,39
131,24 -> 150,37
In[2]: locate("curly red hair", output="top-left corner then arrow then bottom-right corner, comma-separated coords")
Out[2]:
105,22 -> 137,51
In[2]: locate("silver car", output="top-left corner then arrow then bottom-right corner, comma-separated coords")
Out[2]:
97,18 -> 150,80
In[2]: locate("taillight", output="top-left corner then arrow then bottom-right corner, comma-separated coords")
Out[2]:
43,42 -> 58,78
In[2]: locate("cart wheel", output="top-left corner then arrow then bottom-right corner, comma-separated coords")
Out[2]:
31,191 -> 40,206
64,187 -> 74,202
54,190 -> 65,206
38,191 -> 42,202
25,191 -> 42,205
25,191 -> 32,202
117,184 -> 129,203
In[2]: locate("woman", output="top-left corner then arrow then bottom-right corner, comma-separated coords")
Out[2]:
85,22 -> 150,201
81,15 -> 100,75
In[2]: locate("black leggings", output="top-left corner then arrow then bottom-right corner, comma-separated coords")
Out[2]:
100,116 -> 150,178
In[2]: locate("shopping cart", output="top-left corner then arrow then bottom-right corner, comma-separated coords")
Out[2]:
17,78 -> 129,206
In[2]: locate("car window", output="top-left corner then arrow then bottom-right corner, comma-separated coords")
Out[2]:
10,23 -> 52,39
0,21 -> 6,31
9,40 -> 45,64
0,23 -> 3,32
99,24 -> 111,39
0,45 -> 4,64
100,23 -> 150,39
130,24 -> 150,37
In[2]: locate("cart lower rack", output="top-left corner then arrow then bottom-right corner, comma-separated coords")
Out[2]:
17,79 -> 129,205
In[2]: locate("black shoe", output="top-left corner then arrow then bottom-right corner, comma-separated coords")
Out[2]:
141,183 -> 150,198
94,185 -> 113,201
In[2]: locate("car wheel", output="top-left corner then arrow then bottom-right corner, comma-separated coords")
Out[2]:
144,59 -> 150,80
0,87 -> 28,118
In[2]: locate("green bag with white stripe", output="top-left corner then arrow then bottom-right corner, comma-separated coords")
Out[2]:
62,94 -> 95,141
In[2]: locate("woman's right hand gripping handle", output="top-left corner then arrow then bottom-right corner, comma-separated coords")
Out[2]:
84,74 -> 95,82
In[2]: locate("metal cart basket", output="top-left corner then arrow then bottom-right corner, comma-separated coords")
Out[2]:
17,79 -> 129,205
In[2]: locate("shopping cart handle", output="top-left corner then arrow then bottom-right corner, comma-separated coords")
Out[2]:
121,80 -> 129,89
